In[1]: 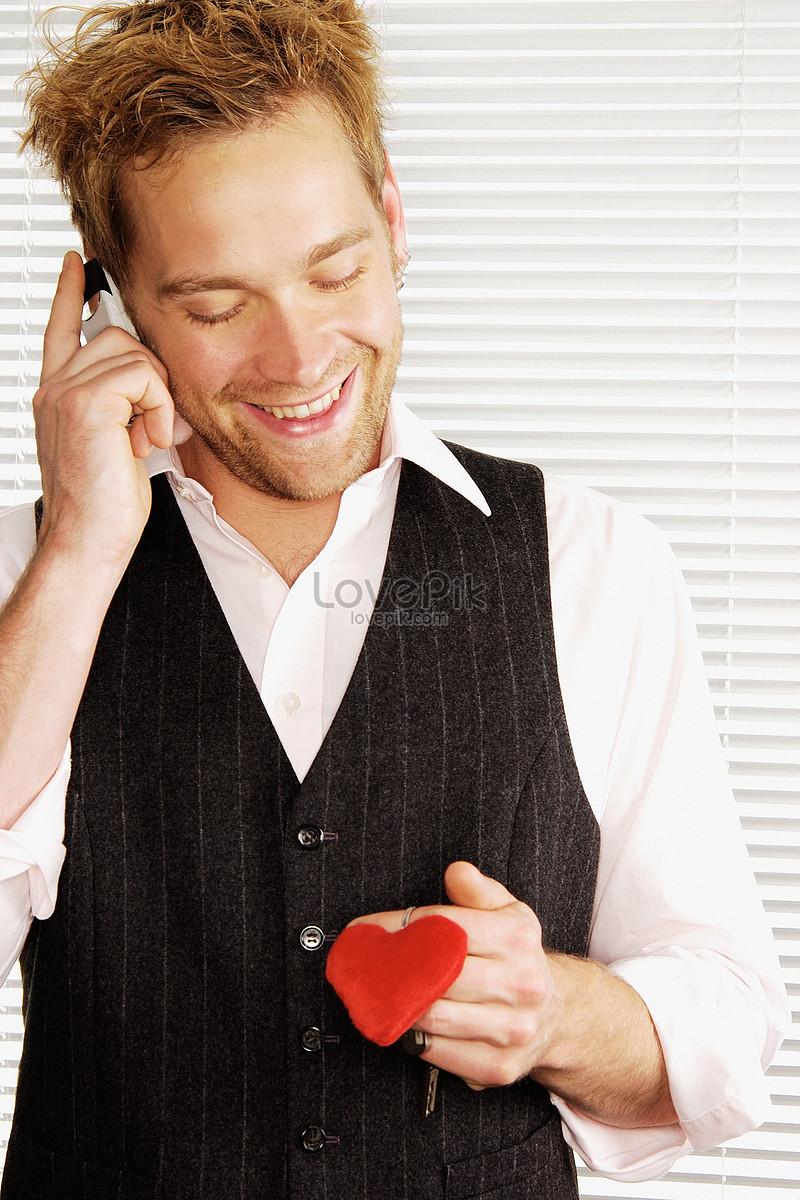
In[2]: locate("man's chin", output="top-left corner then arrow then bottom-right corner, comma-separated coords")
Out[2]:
176,421 -> 385,504
245,441 -> 384,503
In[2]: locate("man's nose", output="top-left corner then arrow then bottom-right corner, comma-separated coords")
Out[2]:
248,298 -> 339,390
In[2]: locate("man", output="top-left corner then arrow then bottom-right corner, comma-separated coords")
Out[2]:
0,2 -> 788,1196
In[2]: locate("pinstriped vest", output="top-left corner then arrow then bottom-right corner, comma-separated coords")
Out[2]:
4,446 -> 599,1200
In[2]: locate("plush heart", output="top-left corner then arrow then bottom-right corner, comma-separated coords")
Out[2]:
325,915 -> 468,1047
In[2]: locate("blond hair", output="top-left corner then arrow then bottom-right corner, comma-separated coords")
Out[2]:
21,0 -> 387,288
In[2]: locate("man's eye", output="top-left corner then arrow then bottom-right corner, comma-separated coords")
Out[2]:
316,267 -> 364,293
187,304 -> 244,327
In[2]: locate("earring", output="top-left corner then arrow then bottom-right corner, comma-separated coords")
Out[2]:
396,247 -> 411,290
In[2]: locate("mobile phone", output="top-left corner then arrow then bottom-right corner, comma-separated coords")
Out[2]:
82,259 -> 138,342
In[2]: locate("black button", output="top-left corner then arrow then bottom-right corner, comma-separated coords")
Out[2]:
301,1125 -> 326,1152
301,1026 -> 324,1053
297,825 -> 323,849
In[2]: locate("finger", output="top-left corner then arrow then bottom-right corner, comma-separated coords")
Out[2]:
136,401 -> 174,451
346,901 -> 533,963
418,998 -> 520,1045
346,863 -> 518,934
346,863 -> 517,935
118,363 -> 175,448
78,328 -> 171,389
433,958 -> 514,1004
417,1032 -> 528,1090
41,329 -> 171,397
39,348 -> 166,398
128,415 -> 156,459
41,251 -> 86,383
42,356 -> 175,446
346,902 -> 487,934
127,398 -> 174,456
444,861 -> 517,911
347,908 -> 417,932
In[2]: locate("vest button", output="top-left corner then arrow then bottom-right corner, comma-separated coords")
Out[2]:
300,1125 -> 326,1152
299,925 -> 325,951
301,1026 -> 324,1053
297,825 -> 323,849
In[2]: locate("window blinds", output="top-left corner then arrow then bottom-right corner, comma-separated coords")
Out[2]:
375,3 -> 800,1195
1,1 -> 798,1194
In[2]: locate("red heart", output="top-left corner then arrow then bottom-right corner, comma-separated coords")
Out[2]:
325,915 -> 468,1047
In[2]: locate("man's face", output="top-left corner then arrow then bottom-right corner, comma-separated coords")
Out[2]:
122,98 -> 405,502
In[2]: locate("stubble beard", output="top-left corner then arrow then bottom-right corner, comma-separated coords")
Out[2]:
169,326 -> 404,502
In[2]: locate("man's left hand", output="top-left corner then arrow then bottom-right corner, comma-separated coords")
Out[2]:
347,860 -> 563,1089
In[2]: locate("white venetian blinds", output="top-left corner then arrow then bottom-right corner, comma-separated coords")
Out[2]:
0,1 -> 799,1194
375,2 -> 800,1196
1,3 -> 79,503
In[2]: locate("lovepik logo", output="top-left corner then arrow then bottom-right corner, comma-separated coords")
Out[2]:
313,569 -> 487,617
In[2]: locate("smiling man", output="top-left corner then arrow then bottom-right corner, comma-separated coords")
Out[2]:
127,104 -> 405,517
0,2 -> 788,1198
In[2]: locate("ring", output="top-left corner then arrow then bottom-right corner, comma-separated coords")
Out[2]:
400,1028 -> 428,1056
401,905 -> 416,928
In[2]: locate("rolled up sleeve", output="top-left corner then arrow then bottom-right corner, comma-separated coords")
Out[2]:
546,476 -> 790,1180
0,743 -> 69,983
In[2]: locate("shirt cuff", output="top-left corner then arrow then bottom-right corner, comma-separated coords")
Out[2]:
552,1095 -> 689,1182
0,744 -> 69,918
611,950 -> 784,1150
550,945 -> 789,1181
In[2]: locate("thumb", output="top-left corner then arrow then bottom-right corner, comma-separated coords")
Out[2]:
444,861 -> 516,911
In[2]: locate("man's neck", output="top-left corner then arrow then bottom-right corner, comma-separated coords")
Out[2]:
223,490 -> 343,586
177,440 -> 344,587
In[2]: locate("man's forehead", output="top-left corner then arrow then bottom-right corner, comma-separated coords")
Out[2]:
118,97 -> 386,286
124,95 -> 357,191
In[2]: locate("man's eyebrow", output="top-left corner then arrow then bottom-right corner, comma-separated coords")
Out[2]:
157,226 -> 375,300
158,273 -> 250,300
303,226 -> 373,271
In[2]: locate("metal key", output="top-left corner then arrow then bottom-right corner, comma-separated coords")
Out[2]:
423,1065 -> 439,1117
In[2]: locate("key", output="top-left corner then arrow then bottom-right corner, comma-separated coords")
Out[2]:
399,1030 -> 438,1116
423,1065 -> 439,1117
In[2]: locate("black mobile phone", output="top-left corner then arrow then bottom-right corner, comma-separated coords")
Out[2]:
82,259 -> 138,342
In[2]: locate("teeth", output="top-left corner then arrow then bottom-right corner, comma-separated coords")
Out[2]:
254,386 -> 340,421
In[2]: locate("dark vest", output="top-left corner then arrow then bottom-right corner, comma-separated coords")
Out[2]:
3,446 -> 600,1199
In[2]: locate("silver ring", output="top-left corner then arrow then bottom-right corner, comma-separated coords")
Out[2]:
401,905 -> 416,929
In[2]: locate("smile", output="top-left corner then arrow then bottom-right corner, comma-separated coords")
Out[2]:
251,385 -> 341,421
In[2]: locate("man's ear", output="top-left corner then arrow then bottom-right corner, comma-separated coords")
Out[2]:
381,152 -> 407,259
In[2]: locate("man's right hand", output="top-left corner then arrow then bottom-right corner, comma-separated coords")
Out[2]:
0,253 -> 174,830
32,250 -> 174,564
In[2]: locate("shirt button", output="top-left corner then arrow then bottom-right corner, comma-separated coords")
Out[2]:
300,1126 -> 326,1152
299,925 -> 325,951
297,825 -> 323,850
283,692 -> 301,715
300,1026 -> 324,1053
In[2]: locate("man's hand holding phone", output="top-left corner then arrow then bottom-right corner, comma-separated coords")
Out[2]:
32,250 -> 174,562
0,253 -> 176,825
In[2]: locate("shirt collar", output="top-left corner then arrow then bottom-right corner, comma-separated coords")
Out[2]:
377,397 -> 491,515
146,398 -> 491,516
